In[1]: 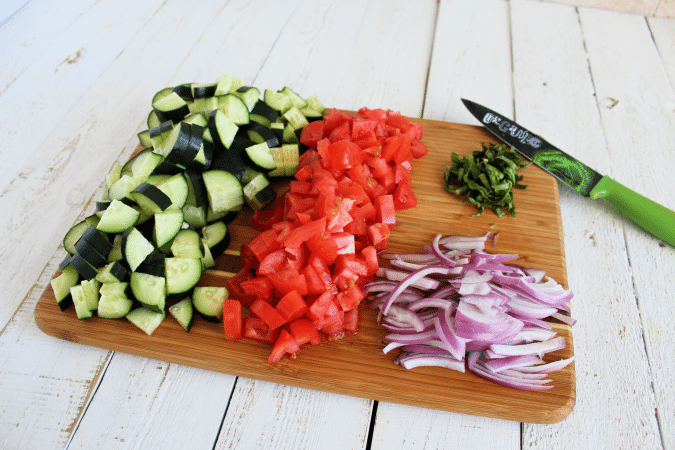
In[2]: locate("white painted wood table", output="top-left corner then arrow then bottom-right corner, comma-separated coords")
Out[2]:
2,1 -> 674,448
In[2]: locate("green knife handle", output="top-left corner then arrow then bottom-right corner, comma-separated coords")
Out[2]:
589,175 -> 675,247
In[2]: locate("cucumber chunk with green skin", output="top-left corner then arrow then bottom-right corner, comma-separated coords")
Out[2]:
192,286 -> 227,322
96,261 -> 129,284
153,210 -> 184,248
81,279 -> 101,311
170,229 -> 203,259
217,94 -> 250,126
97,292 -> 133,319
156,173 -> 189,211
165,257 -> 202,296
71,284 -> 93,319
126,307 -> 165,335
51,265 -> 80,311
122,227 -> 155,272
168,298 -> 194,332
131,183 -> 172,214
202,170 -> 244,213
97,199 -> 141,233
208,109 -> 239,149
130,272 -> 166,313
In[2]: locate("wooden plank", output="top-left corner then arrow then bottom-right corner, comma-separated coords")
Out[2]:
66,354 -> 237,449
540,0 -> 659,16
581,8 -> 675,450
423,0 -> 514,125
0,0 -> 165,195
0,247 -> 112,450
371,1 -> 520,447
331,0 -> 437,117
215,379 -> 373,450
35,117 -> 574,424
509,1 -> 663,448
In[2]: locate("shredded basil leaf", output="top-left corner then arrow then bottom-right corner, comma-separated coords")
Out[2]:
443,142 -> 530,217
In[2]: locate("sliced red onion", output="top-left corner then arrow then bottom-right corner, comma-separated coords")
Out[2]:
484,354 -> 545,373
371,234 -> 574,390
397,353 -> 466,373
488,336 -> 566,358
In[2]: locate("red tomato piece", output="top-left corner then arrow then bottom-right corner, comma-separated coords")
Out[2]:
326,197 -> 355,233
360,245 -> 379,276
268,329 -> 301,364
393,182 -> 418,210
305,234 -> 338,265
267,269 -> 308,297
299,120 -> 325,148
239,276 -> 274,304
329,121 -> 351,143
409,122 -> 423,142
307,254 -> 337,295
275,290 -> 308,323
250,298 -> 286,330
368,222 -> 391,252
240,229 -> 280,270
314,300 -> 344,338
334,254 -> 369,278
381,134 -> 402,162
222,299 -> 242,342
257,249 -> 288,276
226,268 -> 256,307
303,264 -> 326,295
343,308 -> 360,334
336,284 -> 366,311
332,232 -> 355,255
289,180 -> 312,195
251,198 -> 285,231
375,194 -> 396,230
306,290 -> 333,321
243,316 -> 279,344
289,318 -> 322,345
410,140 -> 428,158
385,113 -> 411,132
283,217 -> 327,249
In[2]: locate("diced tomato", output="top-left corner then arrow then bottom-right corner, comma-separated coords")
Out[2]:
267,268 -> 308,297
306,290 -> 334,321
243,316 -> 279,344
275,290 -> 308,323
410,141 -> 428,158
332,232 -> 355,255
329,120 -> 351,143
299,120 -> 325,148
307,254 -> 337,295
239,276 -> 274,304
283,217 -> 327,249
251,198 -> 284,231
385,113 -> 411,132
409,121 -> 423,142
368,222 -> 391,252
326,197 -> 355,232
305,234 -> 338,264
343,307 -> 360,334
334,254 -> 369,278
381,134 -> 402,162
393,182 -> 418,210
250,299 -> 286,330
360,245 -> 379,276
336,284 -> 366,311
375,195 -> 396,230
226,268 -> 256,307
289,318 -> 322,345
257,249 -> 288,276
268,329 -> 301,364
314,299 -> 344,338
222,299 -> 242,342
240,228 -> 280,270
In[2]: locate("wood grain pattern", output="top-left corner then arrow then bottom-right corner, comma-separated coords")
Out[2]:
34,118 -> 575,424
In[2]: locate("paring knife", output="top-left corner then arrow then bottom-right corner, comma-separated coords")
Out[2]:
462,98 -> 675,247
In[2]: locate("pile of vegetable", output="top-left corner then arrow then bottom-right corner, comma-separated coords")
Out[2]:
225,107 -> 429,363
366,233 -> 575,390
49,72 -> 431,365
50,74 -> 328,334
444,142 -> 530,217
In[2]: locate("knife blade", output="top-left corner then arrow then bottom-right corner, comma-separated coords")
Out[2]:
462,98 -> 675,247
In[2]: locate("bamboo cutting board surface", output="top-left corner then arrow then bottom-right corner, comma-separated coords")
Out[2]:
35,118 -> 575,424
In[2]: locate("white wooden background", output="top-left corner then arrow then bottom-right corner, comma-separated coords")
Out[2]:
1,0 -> 674,449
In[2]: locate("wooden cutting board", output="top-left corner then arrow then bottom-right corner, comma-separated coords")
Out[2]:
34,117 -> 575,424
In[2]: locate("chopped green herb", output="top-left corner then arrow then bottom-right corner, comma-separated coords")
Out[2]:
443,142 -> 530,217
